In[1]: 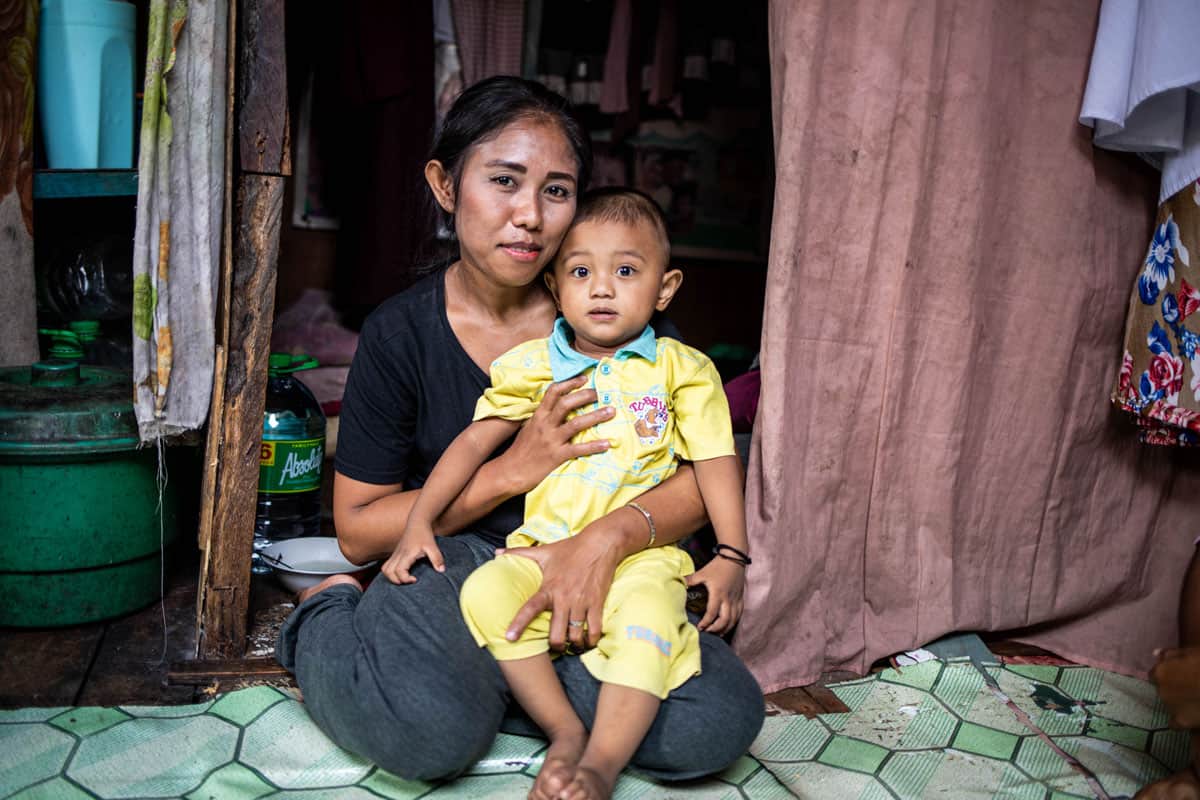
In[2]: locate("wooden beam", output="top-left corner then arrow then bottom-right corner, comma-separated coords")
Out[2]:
199,175 -> 283,658
168,657 -> 290,685
196,0 -> 238,658
237,0 -> 290,176
197,0 -> 288,660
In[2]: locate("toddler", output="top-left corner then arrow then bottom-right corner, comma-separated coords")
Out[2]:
384,188 -> 751,800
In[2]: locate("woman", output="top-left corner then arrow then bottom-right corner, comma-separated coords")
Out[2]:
276,76 -> 764,786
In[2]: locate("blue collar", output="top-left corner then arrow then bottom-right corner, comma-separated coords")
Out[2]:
548,318 -> 658,382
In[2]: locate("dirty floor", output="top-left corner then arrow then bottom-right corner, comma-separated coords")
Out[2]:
1,656 -> 1185,799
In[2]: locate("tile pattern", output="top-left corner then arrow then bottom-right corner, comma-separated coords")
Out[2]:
0,659 -> 1187,799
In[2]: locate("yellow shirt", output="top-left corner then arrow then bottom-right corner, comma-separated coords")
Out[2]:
473,319 -> 736,544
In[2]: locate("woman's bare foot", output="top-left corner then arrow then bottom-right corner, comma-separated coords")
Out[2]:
558,764 -> 617,800
529,726 -> 587,800
296,573 -> 362,605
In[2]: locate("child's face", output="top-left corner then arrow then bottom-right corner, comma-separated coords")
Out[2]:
546,219 -> 682,358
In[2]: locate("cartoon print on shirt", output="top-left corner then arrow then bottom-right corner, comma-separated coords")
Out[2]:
630,395 -> 669,445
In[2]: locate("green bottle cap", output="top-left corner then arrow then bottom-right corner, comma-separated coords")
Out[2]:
68,320 -> 101,342
38,329 -> 83,361
268,352 -> 319,376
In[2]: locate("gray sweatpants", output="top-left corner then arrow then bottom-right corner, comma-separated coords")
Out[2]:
276,532 -> 764,782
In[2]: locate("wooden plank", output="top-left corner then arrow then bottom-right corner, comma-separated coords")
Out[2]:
765,687 -> 826,718
198,173 -> 283,658
0,626 -> 104,707
195,0 -> 240,655
804,683 -> 851,715
198,344 -> 226,556
818,670 -> 862,685
167,657 -> 289,684
196,0 -> 288,660
237,0 -> 290,176
984,638 -> 1070,661
77,552 -> 200,706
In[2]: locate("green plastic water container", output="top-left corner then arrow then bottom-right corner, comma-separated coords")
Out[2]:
37,0 -> 137,169
0,359 -> 177,627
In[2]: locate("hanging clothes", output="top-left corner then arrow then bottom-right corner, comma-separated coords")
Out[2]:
434,0 -> 464,125
132,0 -> 227,440
1080,0 -> 1200,445
0,0 -> 37,367
1111,183 -> 1200,445
450,0 -> 525,86
647,0 -> 678,108
599,0 -> 633,114
325,0 -> 435,319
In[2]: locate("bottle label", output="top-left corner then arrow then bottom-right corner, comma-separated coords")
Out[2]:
259,437 -> 325,493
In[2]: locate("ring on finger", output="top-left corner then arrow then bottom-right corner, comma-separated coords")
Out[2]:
568,619 -> 586,628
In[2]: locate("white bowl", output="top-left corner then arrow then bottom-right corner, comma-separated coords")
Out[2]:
259,537 -> 376,593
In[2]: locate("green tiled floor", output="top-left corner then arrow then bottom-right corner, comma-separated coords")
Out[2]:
0,659 -> 1187,798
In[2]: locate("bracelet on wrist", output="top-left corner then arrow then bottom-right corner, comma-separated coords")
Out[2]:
626,501 -> 656,548
713,543 -> 752,566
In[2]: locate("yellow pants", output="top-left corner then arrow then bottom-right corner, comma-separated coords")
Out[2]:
459,544 -> 701,700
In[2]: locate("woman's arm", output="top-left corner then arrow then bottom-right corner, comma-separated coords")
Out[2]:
498,462 -> 707,650
335,375 -> 617,564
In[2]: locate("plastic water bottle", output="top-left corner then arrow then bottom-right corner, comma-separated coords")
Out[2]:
254,354 -> 326,573
38,234 -> 134,322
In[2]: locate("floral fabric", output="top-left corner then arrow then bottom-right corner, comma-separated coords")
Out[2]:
1113,180 -> 1200,446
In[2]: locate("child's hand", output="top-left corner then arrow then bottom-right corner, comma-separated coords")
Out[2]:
685,557 -> 746,635
381,525 -> 444,584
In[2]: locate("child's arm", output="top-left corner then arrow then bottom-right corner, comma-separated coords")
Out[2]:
688,455 -> 749,634
381,417 -> 519,584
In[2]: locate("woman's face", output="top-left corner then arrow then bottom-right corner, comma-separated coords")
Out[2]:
444,118 -> 580,288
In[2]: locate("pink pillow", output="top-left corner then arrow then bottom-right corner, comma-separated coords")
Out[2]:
723,369 -> 760,434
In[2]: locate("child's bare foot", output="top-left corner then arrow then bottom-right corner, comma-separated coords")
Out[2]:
558,764 -> 616,800
1134,765 -> 1200,799
530,726 -> 587,800
296,574 -> 362,604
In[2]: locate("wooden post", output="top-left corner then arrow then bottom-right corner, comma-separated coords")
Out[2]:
238,0 -> 290,176
197,0 -> 290,659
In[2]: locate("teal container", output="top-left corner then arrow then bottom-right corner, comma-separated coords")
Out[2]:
37,0 -> 137,169
0,360 -> 178,627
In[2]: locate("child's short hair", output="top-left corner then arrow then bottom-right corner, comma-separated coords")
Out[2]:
572,187 -> 671,262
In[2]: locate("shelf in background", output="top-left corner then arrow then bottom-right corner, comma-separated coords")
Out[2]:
34,170 -> 138,200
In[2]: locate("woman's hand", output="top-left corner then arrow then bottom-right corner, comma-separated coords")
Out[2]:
380,524 -> 444,584
499,528 -> 625,652
686,557 -> 747,635
497,375 -> 615,495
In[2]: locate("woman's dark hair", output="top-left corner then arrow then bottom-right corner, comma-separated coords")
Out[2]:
422,77 -> 593,261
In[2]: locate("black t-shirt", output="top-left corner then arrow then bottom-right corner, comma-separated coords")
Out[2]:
335,269 -> 680,548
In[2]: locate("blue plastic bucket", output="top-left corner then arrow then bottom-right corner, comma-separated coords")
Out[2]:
37,0 -> 136,169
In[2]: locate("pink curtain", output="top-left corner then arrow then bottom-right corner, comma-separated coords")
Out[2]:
738,0 -> 1200,694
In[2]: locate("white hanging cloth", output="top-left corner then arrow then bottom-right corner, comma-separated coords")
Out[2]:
1079,0 -> 1200,203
